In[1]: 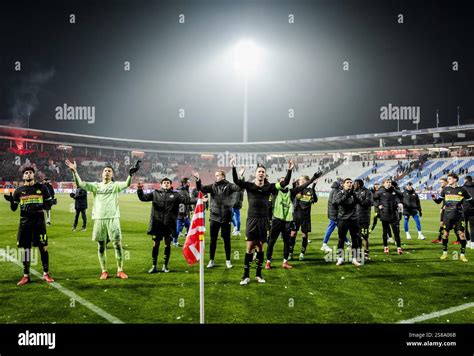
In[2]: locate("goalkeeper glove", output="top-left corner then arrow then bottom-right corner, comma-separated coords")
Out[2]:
129,160 -> 141,176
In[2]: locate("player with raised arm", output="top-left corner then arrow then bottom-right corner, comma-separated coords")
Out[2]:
267,171 -> 321,268
65,159 -> 140,279
232,157 -> 292,285
193,170 -> 241,269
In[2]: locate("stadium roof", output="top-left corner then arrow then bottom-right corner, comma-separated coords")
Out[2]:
1,124 -> 474,154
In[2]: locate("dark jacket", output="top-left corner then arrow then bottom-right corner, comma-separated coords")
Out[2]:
70,188 -> 88,210
373,186 -> 403,222
463,181 -> 474,215
196,179 -> 241,223
232,190 -> 244,210
402,189 -> 421,216
355,187 -> 373,225
176,185 -> 192,219
333,189 -> 358,221
137,188 -> 194,234
327,181 -> 341,220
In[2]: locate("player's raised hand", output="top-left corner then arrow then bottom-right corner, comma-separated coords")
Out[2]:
129,160 -> 141,176
239,166 -> 245,177
288,159 -> 295,170
65,160 -> 77,173
229,155 -> 236,167
192,171 -> 200,180
313,171 -> 323,180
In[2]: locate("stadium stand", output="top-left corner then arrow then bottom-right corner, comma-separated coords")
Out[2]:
1,125 -> 474,195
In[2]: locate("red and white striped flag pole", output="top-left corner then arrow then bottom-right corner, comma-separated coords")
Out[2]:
182,191 -> 206,324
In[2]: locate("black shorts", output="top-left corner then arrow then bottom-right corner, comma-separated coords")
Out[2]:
359,224 -> 370,238
149,221 -> 174,242
270,218 -> 293,237
292,214 -> 311,234
17,215 -> 48,248
443,216 -> 464,233
246,217 -> 268,243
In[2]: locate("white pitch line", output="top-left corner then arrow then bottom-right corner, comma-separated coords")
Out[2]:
398,302 -> 474,324
0,250 -> 124,324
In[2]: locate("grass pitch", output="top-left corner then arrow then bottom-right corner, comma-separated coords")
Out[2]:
0,194 -> 473,324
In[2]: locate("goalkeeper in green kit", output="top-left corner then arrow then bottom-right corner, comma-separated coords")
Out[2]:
65,159 -> 140,280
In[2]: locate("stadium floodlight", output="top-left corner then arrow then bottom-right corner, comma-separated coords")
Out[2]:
233,40 -> 262,73
232,39 -> 262,143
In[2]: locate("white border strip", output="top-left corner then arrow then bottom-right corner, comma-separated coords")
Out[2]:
0,250 -> 124,324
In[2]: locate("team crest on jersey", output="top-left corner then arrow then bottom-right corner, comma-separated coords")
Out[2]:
36,190 -> 42,194
170,195 -> 174,198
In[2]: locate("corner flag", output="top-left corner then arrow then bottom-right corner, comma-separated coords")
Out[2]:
183,191 -> 205,265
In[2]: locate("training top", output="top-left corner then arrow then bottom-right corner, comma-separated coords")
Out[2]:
12,183 -> 53,217
439,185 -> 471,218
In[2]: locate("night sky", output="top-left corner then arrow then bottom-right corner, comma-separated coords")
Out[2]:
1,0 -> 473,142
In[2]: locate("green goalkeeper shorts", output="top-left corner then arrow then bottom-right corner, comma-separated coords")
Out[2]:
92,218 -> 122,242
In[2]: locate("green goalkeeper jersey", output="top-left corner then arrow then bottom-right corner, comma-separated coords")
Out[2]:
73,172 -> 131,220
273,182 -> 294,222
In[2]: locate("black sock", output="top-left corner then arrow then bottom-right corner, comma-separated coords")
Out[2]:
22,248 -> 31,275
301,237 -> 308,254
442,238 -> 449,252
255,251 -> 264,277
39,247 -> 49,273
289,237 -> 296,254
164,244 -> 171,267
461,240 -> 467,254
438,227 -> 444,240
23,262 -> 30,275
243,253 -> 253,278
152,244 -> 159,266
394,232 -> 401,248
283,237 -> 290,260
